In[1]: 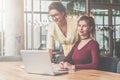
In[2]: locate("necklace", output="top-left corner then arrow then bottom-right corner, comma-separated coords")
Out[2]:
80,36 -> 90,40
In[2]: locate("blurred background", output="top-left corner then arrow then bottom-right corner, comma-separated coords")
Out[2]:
0,0 -> 120,58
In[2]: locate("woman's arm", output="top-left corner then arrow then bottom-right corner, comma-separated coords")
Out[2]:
47,25 -> 54,59
48,49 -> 53,60
62,42 -> 78,63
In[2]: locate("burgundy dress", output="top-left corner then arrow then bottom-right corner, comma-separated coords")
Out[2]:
62,39 -> 100,70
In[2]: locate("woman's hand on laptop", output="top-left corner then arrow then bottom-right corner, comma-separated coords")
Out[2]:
59,61 -> 75,70
64,62 -> 75,70
59,61 -> 65,69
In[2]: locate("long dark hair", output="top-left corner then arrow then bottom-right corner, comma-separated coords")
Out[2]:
77,16 -> 96,38
48,2 -> 66,17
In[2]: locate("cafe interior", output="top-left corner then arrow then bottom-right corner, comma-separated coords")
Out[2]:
0,0 -> 120,79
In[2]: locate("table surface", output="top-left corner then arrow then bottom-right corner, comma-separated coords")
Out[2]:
0,62 -> 120,80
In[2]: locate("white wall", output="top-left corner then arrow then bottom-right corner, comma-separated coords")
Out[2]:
4,0 -> 24,55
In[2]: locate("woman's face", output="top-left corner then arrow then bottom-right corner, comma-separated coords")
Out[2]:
49,9 -> 64,24
77,20 -> 92,37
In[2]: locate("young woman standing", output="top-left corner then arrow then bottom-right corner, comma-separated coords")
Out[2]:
47,2 -> 78,59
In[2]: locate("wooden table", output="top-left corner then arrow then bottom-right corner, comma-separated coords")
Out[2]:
0,62 -> 120,80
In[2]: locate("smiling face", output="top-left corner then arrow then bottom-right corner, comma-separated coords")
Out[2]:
49,9 -> 64,24
77,20 -> 92,37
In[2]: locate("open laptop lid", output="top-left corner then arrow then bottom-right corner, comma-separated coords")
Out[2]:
20,50 -> 55,75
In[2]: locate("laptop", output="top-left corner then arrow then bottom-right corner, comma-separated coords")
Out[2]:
20,50 -> 68,76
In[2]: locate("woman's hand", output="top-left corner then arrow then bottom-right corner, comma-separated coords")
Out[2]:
59,61 -> 65,69
59,61 -> 75,70
64,62 -> 75,70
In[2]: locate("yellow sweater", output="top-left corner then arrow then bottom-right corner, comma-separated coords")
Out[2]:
47,18 -> 78,56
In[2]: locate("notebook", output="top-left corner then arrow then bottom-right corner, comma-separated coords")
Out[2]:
20,50 -> 68,75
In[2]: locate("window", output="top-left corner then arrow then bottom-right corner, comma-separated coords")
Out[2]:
24,0 -> 60,50
0,0 -> 4,55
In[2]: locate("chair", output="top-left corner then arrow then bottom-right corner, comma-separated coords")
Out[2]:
0,56 -> 22,61
117,61 -> 120,73
98,56 -> 119,72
